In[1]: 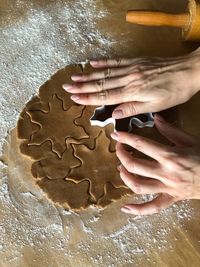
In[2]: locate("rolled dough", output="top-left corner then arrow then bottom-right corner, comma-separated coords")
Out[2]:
17,63 -> 132,210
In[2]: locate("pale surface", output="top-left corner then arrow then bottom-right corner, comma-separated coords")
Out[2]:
1,0 -> 200,266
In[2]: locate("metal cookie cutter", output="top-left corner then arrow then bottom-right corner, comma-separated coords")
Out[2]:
90,105 -> 154,131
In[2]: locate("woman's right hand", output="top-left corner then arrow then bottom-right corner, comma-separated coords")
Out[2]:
63,48 -> 200,118
111,114 -> 200,215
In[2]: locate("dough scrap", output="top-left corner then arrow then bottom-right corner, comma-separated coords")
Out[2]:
17,63 -> 132,210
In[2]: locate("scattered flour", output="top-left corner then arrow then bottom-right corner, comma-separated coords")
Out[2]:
0,1 -> 199,266
0,0 -> 113,154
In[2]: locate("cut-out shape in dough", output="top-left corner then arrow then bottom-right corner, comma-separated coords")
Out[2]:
37,178 -> 91,210
97,182 -> 132,208
20,140 -> 54,161
68,131 -> 128,202
28,94 -> 88,157
18,110 -> 39,140
31,144 -> 80,179
75,106 -> 116,152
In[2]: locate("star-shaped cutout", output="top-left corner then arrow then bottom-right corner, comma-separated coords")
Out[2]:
31,143 -> 80,180
28,94 -> 88,157
37,177 -> 91,210
75,105 -> 116,152
67,131 -> 128,202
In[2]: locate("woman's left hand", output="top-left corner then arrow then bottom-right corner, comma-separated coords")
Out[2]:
111,114 -> 200,215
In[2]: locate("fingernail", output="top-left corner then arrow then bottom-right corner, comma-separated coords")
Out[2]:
121,207 -> 130,213
71,95 -> 80,102
71,74 -> 84,81
90,60 -> 99,66
63,84 -> 74,91
117,164 -> 122,171
155,114 -> 165,123
111,132 -> 119,141
112,109 -> 123,119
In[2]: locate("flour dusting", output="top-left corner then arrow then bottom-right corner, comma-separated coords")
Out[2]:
0,0 -> 199,266
0,0 -> 113,154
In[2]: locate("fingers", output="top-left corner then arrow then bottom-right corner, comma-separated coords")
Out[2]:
70,66 -> 134,82
69,88 -> 126,105
120,165 -> 167,194
111,132 -> 169,162
116,143 -> 162,180
112,101 -> 150,118
64,74 -> 141,94
155,114 -> 197,147
90,58 -> 134,68
121,193 -> 175,215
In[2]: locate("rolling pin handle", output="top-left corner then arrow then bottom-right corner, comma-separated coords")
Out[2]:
126,11 -> 190,29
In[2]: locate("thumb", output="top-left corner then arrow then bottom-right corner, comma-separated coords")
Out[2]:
121,193 -> 175,215
112,101 -> 150,119
155,114 -> 196,147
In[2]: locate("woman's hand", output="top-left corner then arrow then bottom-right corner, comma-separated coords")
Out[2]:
63,49 -> 200,119
110,114 -> 200,215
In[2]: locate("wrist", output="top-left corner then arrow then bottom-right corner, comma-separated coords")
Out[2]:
189,48 -> 200,95
192,69 -> 200,95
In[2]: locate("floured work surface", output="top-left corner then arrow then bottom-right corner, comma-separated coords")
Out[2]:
17,63 -> 132,210
2,0 -> 200,266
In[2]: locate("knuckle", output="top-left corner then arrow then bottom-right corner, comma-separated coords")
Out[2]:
132,182 -> 142,194
85,93 -> 92,104
97,89 -> 109,101
142,78 -> 150,89
115,58 -> 122,66
82,74 -> 90,81
157,67 -> 162,74
86,93 -> 98,105
103,68 -> 112,78
126,71 -> 144,83
134,64 -> 145,73
116,87 -> 123,96
156,88 -> 169,102
95,79 -> 105,92
133,137 -> 143,149
119,75 -> 128,85
122,133 -> 134,145
126,103 -> 137,116
117,132 -> 129,144
125,159 -> 134,172
162,151 -> 182,169
153,204 -> 162,214
121,74 -> 132,84
104,59 -> 109,66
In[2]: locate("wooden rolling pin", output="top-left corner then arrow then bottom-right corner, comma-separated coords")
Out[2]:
126,0 -> 200,41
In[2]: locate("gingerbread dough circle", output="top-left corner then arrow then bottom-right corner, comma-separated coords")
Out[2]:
17,63 -> 132,210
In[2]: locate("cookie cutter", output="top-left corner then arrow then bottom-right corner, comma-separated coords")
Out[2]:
90,105 -> 154,132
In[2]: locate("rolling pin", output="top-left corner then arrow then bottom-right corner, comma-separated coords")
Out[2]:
126,0 -> 200,42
